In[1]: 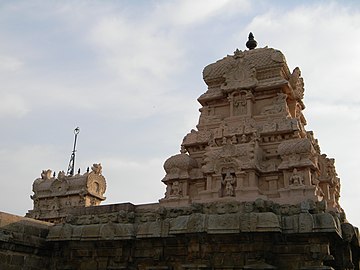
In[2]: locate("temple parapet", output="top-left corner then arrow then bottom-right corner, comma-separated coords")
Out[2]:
160,44 -> 342,214
26,163 -> 106,223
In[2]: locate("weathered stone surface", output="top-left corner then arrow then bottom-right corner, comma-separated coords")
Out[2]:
0,211 -> 52,269
160,41 -> 341,214
26,163 -> 107,223
45,200 -> 344,244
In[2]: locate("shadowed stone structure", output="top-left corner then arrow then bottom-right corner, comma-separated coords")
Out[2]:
0,34 -> 359,270
26,163 -> 107,223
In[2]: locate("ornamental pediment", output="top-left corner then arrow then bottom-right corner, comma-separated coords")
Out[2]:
221,56 -> 258,92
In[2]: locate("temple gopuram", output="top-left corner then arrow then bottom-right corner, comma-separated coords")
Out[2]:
0,33 -> 359,270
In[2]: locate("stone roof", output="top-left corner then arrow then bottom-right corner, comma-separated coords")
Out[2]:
201,47 -> 290,98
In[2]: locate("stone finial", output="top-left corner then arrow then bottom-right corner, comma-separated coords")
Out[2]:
91,163 -> 102,175
41,169 -> 52,180
246,32 -> 257,50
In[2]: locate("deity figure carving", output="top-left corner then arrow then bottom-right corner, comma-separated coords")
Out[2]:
240,134 -> 247,143
170,181 -> 182,197
289,168 -> 304,186
222,171 -> 236,197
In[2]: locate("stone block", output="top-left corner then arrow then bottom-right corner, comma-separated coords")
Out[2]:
115,224 -> 135,239
73,249 -> 93,257
187,213 -> 206,233
145,267 -> 170,270
164,246 -> 187,256
299,213 -> 314,233
10,254 -> 24,266
137,221 -> 162,238
72,225 -> 83,240
255,213 -> 281,232
100,223 -> 116,240
169,216 -> 189,234
81,224 -> 101,239
79,259 -> 98,270
47,225 -> 62,240
208,214 -> 240,233
313,213 -> 338,233
96,248 -> 117,257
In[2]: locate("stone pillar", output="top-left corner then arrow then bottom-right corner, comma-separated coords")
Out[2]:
228,95 -> 234,117
248,170 -> 257,188
206,175 -> 212,190
246,91 -> 254,116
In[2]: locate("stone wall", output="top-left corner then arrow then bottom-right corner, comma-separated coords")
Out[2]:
46,201 -> 359,270
1,202 -> 359,269
49,233 -> 341,270
0,211 -> 52,270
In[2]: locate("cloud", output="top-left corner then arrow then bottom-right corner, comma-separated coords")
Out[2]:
246,3 -> 360,100
0,55 -> 23,72
0,94 -> 29,118
153,0 -> 250,26
89,17 -> 186,83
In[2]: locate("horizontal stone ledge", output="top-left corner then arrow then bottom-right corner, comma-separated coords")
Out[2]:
46,212 -> 341,241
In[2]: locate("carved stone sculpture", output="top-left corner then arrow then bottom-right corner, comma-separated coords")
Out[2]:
27,164 -> 107,223
160,44 -> 344,216
41,169 -> 52,180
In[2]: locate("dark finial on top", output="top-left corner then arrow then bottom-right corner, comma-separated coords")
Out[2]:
246,32 -> 257,50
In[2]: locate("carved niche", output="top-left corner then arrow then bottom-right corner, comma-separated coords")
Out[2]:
221,50 -> 258,92
227,90 -> 254,117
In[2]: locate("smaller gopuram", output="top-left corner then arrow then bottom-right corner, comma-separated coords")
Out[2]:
160,33 -> 340,214
26,163 -> 106,223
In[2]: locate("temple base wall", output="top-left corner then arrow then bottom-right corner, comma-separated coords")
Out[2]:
1,202 -> 359,270
49,233 -> 341,270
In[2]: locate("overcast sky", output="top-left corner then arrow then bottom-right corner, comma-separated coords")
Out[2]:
1,0 -> 360,226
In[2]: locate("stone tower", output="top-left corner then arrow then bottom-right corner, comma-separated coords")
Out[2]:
26,163 -> 106,223
160,34 -> 341,215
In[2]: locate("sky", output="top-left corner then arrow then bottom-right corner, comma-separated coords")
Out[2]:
1,0 -> 360,225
